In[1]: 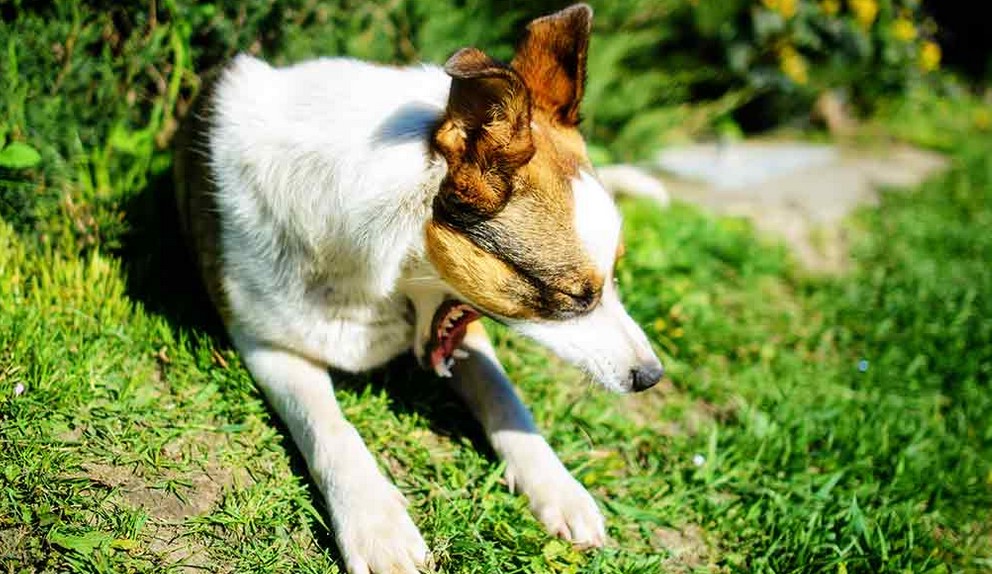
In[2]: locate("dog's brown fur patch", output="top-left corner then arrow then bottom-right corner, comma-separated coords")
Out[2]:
425,221 -> 539,319
511,4 -> 591,127
432,48 -> 535,219
427,4 -> 603,321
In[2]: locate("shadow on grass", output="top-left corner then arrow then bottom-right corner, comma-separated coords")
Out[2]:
118,169 -> 226,341
116,166 -> 492,558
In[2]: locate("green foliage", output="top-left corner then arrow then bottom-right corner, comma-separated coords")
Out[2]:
872,84 -> 992,150
0,142 -> 41,170
727,0 -> 943,120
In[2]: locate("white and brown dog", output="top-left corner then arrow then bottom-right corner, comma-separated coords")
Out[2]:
175,4 -> 663,573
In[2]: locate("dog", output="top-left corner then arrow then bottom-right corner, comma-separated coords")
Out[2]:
174,4 -> 663,573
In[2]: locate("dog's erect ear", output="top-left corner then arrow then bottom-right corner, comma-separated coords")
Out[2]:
434,48 -> 534,219
511,4 -> 592,127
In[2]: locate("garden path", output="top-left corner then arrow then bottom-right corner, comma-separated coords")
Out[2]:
627,140 -> 948,272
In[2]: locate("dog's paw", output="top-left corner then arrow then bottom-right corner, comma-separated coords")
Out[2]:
331,479 -> 433,574
509,468 -> 606,548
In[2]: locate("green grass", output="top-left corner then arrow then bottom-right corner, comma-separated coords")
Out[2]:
2,2 -> 992,573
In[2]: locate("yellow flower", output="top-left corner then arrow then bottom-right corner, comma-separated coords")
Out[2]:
779,0 -> 797,18
762,0 -> 797,19
892,18 -> 917,42
919,40 -> 941,72
820,0 -> 840,16
848,0 -> 878,29
975,108 -> 991,131
779,45 -> 809,85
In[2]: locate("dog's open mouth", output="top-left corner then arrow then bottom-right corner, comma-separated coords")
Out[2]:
427,299 -> 481,378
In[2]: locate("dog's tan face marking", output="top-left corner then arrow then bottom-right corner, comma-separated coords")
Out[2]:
426,5 -> 614,321
426,121 -> 603,320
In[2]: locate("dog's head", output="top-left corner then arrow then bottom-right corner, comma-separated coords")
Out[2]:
424,4 -> 663,393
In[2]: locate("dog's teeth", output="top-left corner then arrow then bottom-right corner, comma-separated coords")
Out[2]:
445,357 -> 455,370
450,309 -> 463,320
434,361 -> 452,378
452,349 -> 469,359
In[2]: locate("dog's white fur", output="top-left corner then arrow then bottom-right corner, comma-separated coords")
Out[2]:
212,57 -> 448,373
206,53 -> 659,573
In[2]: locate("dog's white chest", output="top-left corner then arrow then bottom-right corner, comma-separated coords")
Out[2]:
312,290 -> 414,371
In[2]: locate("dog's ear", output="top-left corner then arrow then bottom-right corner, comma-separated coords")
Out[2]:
511,3 -> 592,127
434,48 -> 534,219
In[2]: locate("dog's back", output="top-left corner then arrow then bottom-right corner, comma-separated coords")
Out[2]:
176,56 -> 450,328
176,56 -> 460,373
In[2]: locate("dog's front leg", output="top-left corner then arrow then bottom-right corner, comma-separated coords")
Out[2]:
450,323 -> 606,547
231,329 -> 431,574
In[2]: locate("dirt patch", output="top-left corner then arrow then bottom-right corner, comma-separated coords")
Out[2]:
654,523 -> 722,573
75,454 -> 243,572
58,423 -> 86,444
83,461 -> 233,522
144,522 -> 218,574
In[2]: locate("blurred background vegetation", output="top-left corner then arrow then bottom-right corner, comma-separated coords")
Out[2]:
1,0 -> 988,258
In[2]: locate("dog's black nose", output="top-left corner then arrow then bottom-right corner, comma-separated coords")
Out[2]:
630,363 -> 664,392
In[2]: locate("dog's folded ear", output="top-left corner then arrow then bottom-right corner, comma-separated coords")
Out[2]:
434,47 -> 534,220
511,3 -> 592,127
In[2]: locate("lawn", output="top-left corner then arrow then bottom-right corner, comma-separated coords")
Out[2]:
2,2 -> 991,574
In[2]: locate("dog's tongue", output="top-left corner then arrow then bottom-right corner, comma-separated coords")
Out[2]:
427,301 -> 481,377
